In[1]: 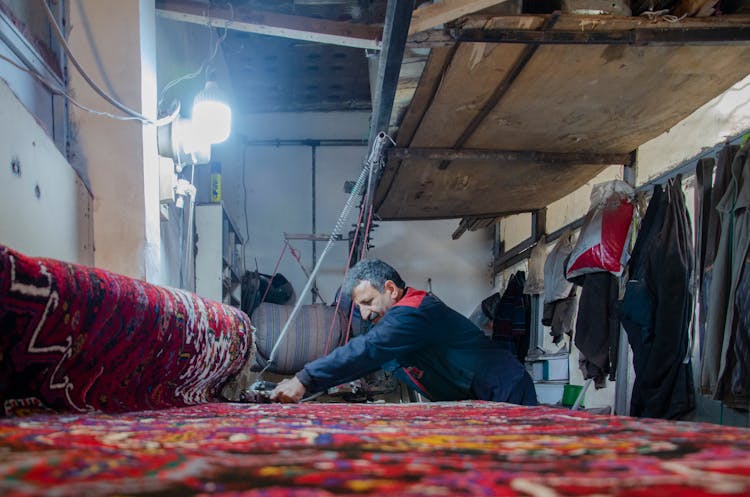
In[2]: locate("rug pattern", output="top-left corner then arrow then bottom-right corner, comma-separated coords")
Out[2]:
0,245 -> 252,415
1,401 -> 749,496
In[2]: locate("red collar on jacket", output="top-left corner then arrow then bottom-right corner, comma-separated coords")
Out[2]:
393,287 -> 427,309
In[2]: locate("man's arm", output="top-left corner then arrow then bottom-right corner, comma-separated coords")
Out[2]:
293,333 -> 385,394
269,306 -> 435,403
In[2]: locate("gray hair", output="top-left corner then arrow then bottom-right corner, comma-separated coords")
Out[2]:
342,259 -> 406,297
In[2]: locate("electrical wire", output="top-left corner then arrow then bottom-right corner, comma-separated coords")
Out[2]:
158,3 -> 234,109
37,0 -> 177,126
0,52 -> 180,123
242,144 -> 250,271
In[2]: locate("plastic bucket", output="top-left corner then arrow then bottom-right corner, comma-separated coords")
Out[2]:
562,384 -> 584,407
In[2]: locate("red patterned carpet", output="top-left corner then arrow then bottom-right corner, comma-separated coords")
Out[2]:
1,401 -> 749,496
0,244 -> 251,415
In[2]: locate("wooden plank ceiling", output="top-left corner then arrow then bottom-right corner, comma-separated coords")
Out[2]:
374,13 -> 750,221
156,1 -> 750,227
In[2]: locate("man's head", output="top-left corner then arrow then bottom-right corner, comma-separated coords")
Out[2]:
342,259 -> 406,324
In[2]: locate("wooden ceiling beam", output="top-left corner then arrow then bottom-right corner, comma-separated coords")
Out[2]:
388,147 -> 629,165
457,25 -> 750,45
407,15 -> 750,47
408,0 -> 512,36
436,14 -> 559,170
395,46 -> 457,147
155,0 -> 382,50
451,216 -> 498,240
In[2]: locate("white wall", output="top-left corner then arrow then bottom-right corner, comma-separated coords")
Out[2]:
369,220 -> 495,315
67,0 -> 162,281
0,1 -> 189,287
212,114 -> 365,306
0,80 -> 92,264
213,111 -> 496,314
638,73 -> 750,185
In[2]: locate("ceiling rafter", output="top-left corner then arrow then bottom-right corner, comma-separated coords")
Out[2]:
155,0 -> 383,50
442,13 -> 560,171
407,14 -> 750,47
388,147 -> 628,165
408,0 -> 512,35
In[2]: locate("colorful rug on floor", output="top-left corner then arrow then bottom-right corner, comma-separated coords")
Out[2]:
0,244 -> 252,415
1,401 -> 749,496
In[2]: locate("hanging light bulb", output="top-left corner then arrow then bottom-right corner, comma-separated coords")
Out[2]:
192,80 -> 232,145
157,117 -> 212,167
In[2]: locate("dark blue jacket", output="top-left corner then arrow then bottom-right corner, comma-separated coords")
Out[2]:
296,288 -> 535,403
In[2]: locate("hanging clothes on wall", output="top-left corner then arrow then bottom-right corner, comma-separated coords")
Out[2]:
733,254 -> 750,403
566,180 -> 635,280
492,271 -> 531,363
700,139 -> 750,409
542,230 -> 578,346
697,144 -> 735,396
570,271 -> 620,389
620,177 -> 695,419
542,288 -> 577,346
565,181 -> 635,389
695,149 -> 732,382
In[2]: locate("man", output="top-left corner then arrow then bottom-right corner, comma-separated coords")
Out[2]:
270,259 -> 537,405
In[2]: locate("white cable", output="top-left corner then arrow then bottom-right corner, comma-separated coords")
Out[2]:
0,52 -> 180,123
158,3 -> 233,109
362,132 -> 389,257
38,0 -> 175,126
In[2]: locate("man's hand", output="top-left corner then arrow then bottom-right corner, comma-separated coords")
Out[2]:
270,377 -> 307,403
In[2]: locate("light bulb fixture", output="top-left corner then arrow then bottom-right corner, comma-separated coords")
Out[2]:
156,78 -> 231,168
157,117 -> 211,168
192,80 -> 232,145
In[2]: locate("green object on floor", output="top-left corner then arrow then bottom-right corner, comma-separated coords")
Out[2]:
562,384 -> 584,407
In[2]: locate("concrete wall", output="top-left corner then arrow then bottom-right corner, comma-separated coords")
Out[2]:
0,80 -> 92,264
370,219 -> 495,316
1,1 -> 184,286
67,0 -> 163,281
0,1 -> 65,154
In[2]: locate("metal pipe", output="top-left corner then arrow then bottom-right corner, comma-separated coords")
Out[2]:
311,144 -> 318,303
242,138 -> 367,147
368,0 -> 415,148
614,153 -> 637,416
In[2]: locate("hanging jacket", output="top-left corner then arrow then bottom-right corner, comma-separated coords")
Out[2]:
492,271 -> 531,362
621,178 -> 695,419
733,252 -> 750,403
571,271 -> 620,388
297,288 -> 536,404
702,140 -> 750,408
700,145 -> 739,397
543,231 -> 578,345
